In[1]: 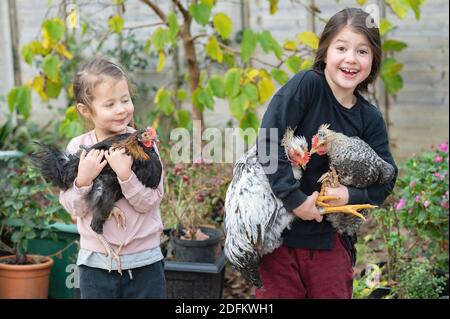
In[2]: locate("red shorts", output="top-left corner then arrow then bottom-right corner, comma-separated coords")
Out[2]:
255,233 -> 353,299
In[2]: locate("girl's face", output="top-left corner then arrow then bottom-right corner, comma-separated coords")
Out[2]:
324,26 -> 373,97
88,76 -> 134,137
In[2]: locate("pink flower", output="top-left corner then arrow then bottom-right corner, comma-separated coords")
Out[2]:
446,191 -> 449,198
438,142 -> 449,153
423,200 -> 430,208
395,198 -> 406,211
435,156 -> 443,163
441,201 -> 449,209
409,181 -> 416,188
415,195 -> 421,203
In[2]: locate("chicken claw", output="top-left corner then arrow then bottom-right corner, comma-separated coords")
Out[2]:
318,204 -> 377,221
96,234 -> 123,275
108,206 -> 126,229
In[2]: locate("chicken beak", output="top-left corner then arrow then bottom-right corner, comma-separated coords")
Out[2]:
300,162 -> 307,170
309,147 -> 318,155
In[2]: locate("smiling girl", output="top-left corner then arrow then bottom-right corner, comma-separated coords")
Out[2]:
256,8 -> 397,298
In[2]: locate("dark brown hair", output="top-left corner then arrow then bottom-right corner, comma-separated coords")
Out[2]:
73,57 -> 135,128
313,7 -> 381,93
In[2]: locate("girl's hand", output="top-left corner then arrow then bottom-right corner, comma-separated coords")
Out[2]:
323,184 -> 349,206
292,191 -> 323,222
105,147 -> 133,181
76,149 -> 107,187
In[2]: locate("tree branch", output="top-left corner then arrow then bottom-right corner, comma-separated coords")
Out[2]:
123,22 -> 166,31
172,0 -> 189,20
140,0 -> 167,22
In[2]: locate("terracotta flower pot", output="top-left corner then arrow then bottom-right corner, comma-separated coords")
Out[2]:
0,255 -> 54,299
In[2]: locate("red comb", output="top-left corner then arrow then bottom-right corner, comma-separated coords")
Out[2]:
312,135 -> 318,149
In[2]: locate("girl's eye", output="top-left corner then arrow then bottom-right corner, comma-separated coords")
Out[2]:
358,50 -> 368,55
337,47 -> 346,52
122,99 -> 129,103
105,103 -> 114,107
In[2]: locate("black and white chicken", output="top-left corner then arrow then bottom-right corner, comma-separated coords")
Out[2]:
310,124 -> 396,235
224,128 -> 310,288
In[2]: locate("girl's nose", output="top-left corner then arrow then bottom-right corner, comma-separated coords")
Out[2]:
344,50 -> 357,63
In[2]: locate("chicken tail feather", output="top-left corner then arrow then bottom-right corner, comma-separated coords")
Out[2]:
31,142 -> 77,190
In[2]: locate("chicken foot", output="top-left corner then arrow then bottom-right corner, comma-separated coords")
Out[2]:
315,168 -> 376,220
108,206 -> 126,229
96,234 -> 123,275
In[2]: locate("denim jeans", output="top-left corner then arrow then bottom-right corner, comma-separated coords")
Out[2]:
79,260 -> 166,299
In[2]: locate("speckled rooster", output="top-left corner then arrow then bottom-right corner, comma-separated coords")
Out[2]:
310,124 -> 396,235
32,127 -> 161,273
224,128 -> 312,288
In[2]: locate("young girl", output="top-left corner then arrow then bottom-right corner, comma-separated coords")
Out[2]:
256,8 -> 397,298
59,57 -> 166,299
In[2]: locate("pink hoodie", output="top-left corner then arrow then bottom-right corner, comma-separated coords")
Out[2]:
59,128 -> 164,255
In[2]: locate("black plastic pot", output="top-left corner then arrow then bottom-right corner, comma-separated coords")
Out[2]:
164,251 -> 226,299
171,227 -> 222,263
435,269 -> 449,298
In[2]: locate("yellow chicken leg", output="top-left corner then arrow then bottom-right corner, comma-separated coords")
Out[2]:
318,204 -> 378,221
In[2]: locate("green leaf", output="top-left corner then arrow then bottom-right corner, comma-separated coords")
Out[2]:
201,0 -> 216,9
42,55 -> 61,82
382,57 -> 404,77
7,86 -> 32,119
176,89 -> 188,101
207,76 -> 225,98
155,88 -> 175,115
206,36 -> 223,63
242,83 -> 259,103
198,88 -> 215,110
297,31 -> 319,49
257,77 -> 275,103
152,27 -> 170,51
65,105 -> 79,121
168,12 -> 180,43
271,69 -> 290,85
213,13 -> 233,40
407,0 -> 424,20
144,39 -> 152,55
357,0 -> 367,4
382,39 -> 408,52
108,15 -> 124,34
43,18 -> 65,42
386,0 -> 410,19
176,109 -> 191,128
229,94 -> 247,120
258,31 -> 282,60
382,73 -> 403,94
192,88 -> 204,112
188,3 -> 211,26
156,51 -> 166,73
46,80 -> 62,98
240,111 -> 260,134
241,28 -> 257,63
224,68 -> 241,98
285,55 -> 301,73
223,52 -> 235,67
21,44 -> 34,65
380,19 -> 394,37
300,58 -> 313,70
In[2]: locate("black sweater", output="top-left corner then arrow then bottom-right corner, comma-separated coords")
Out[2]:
257,70 -> 398,250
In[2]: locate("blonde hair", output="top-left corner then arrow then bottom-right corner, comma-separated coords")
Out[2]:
73,57 -> 136,128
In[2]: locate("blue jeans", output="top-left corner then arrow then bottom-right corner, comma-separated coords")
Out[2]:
79,260 -> 166,299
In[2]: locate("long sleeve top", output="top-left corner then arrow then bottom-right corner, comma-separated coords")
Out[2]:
59,127 -> 164,255
257,70 -> 398,249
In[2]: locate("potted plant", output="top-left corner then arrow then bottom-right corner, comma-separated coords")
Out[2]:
0,156 -> 72,299
159,148 -> 233,298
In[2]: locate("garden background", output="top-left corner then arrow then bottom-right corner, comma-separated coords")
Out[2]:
0,0 -> 448,299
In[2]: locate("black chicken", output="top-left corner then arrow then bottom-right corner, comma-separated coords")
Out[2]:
32,127 -> 162,273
